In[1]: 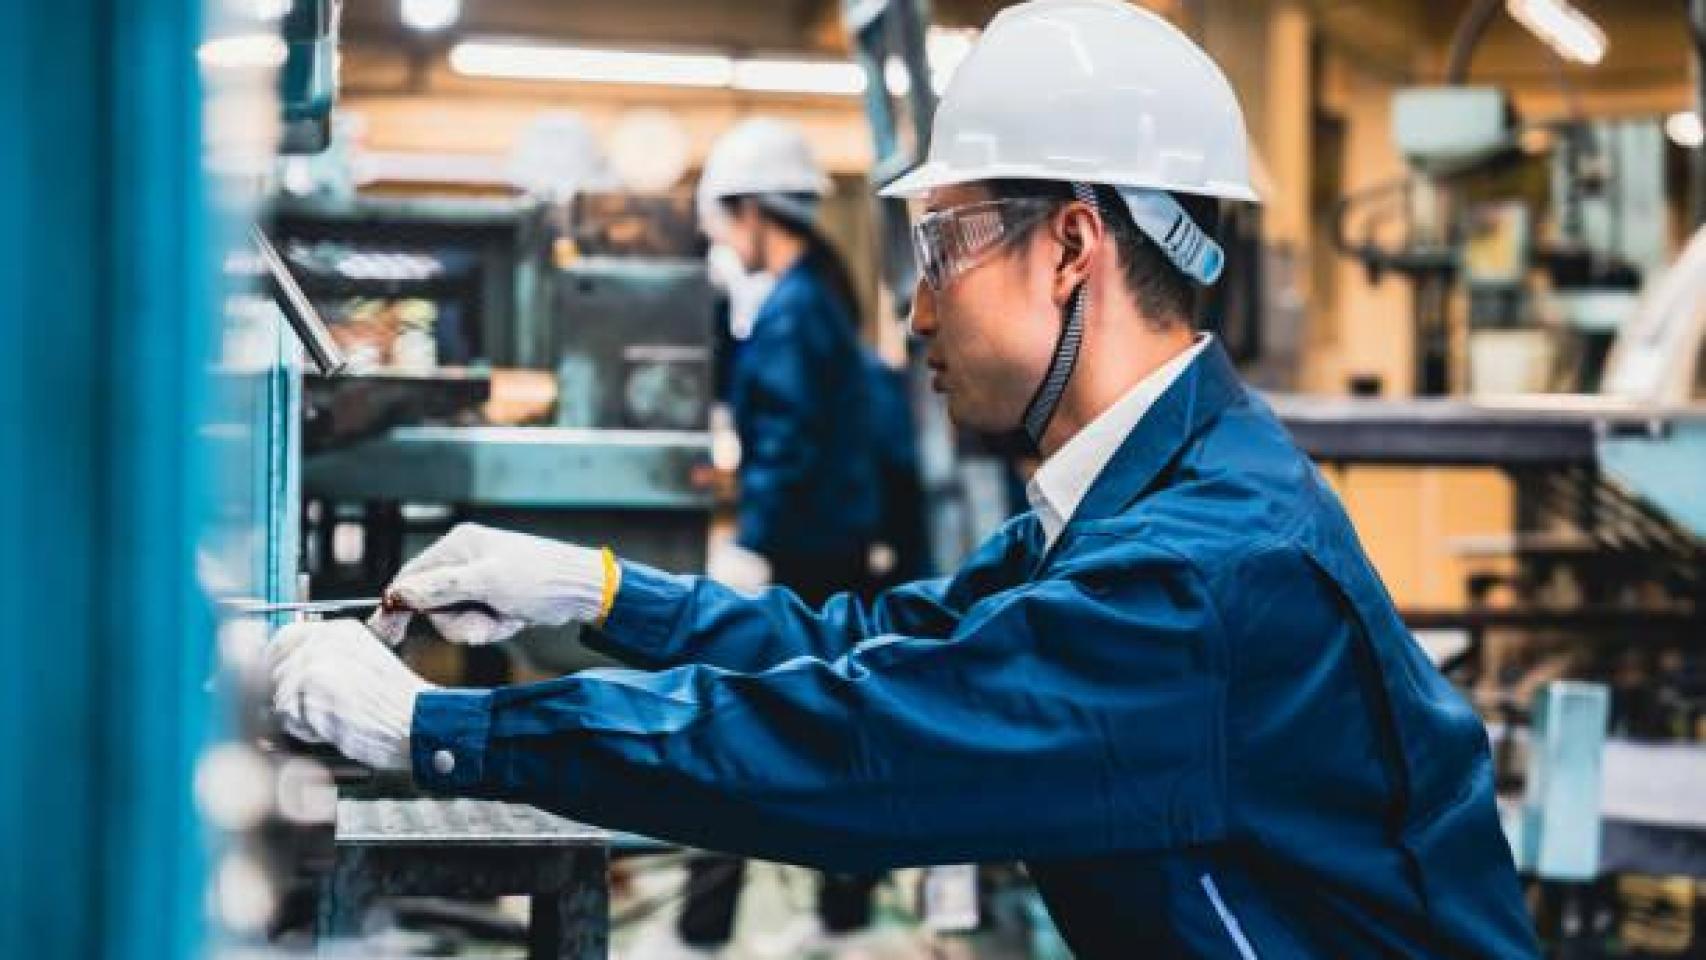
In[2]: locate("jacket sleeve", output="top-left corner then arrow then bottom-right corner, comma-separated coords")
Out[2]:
583,561 -> 967,673
410,540 -> 1230,873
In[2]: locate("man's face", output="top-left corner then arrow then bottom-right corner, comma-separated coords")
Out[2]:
910,183 -> 1064,435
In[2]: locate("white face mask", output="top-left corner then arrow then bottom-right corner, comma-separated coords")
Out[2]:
706,244 -> 776,341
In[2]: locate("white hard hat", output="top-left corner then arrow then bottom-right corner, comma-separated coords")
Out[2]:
507,111 -> 618,201
880,0 -> 1259,204
697,118 -> 830,232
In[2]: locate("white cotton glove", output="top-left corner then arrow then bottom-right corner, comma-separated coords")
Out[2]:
707,540 -> 772,594
267,619 -> 435,772
368,523 -> 613,646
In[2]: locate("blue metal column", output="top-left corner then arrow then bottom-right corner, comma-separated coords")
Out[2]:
0,0 -> 214,956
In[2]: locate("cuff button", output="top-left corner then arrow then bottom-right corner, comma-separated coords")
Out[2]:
431,749 -> 456,776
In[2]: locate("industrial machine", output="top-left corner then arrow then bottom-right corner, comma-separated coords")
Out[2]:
242,190 -> 720,952
548,257 -> 715,434
1284,210 -> 1706,953
1317,9 -> 1706,942
270,194 -> 547,368
1334,86 -> 1667,397
1331,0 -> 1704,401
285,206 -> 718,605
198,0 -> 721,952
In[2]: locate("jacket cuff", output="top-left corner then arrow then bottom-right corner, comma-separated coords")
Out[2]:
588,560 -> 695,665
411,688 -> 494,793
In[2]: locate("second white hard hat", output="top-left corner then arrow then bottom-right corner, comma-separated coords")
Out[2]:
880,0 -> 1258,204
697,118 -> 830,232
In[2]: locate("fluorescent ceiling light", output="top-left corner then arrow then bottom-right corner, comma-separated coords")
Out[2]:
1666,111 -> 1703,149
884,27 -> 980,97
198,34 -> 288,71
1505,0 -> 1607,66
451,38 -> 966,98
401,0 -> 460,32
884,58 -> 913,97
249,0 -> 293,20
732,59 -> 866,96
450,41 -> 734,87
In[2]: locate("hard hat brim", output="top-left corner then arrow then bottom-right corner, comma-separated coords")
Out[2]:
880,160 -> 1261,204
878,162 -> 956,199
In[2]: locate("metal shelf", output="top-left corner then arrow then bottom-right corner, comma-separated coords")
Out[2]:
1269,394 -> 1703,467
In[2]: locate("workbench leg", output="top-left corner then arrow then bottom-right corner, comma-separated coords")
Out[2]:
529,848 -> 610,960
316,848 -> 380,946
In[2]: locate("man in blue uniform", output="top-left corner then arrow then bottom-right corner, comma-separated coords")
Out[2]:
269,2 -> 1538,955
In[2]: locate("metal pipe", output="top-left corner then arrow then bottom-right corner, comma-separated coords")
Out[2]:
222,596 -> 382,617
252,225 -> 346,375
1446,0 -> 1504,83
1689,0 -> 1706,228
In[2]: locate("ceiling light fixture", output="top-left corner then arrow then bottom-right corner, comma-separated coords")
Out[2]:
1666,111 -> 1704,149
450,41 -> 735,87
731,58 -> 866,96
400,0 -> 460,32
1505,0 -> 1607,66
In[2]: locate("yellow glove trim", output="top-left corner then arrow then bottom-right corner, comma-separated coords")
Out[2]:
595,547 -> 620,627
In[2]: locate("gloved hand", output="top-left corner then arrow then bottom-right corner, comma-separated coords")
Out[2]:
707,540 -> 772,594
267,619 -> 435,772
368,523 -> 615,646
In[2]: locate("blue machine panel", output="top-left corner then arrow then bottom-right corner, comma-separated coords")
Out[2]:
0,2 -> 302,957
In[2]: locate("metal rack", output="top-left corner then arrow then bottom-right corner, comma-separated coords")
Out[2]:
320,799 -> 610,959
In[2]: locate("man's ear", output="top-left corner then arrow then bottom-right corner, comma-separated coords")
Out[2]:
1050,201 -> 1103,306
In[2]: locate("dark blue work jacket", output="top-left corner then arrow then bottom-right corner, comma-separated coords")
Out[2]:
412,342 -> 1538,958
728,258 -> 878,560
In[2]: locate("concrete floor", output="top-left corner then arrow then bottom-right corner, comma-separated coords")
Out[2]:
611,861 -> 1040,960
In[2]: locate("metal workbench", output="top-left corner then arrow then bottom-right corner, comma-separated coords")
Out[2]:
1599,740 -> 1706,878
320,799 -> 609,959
1270,392 -> 1705,637
1268,393 -> 1704,468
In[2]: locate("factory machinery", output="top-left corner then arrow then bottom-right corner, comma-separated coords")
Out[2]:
1308,15 -> 1706,944
1273,388 -> 1706,954
226,193 -> 727,957
168,0 -> 723,953
269,190 -> 719,668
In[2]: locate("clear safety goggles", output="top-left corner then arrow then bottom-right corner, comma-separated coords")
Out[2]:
910,198 -> 1059,291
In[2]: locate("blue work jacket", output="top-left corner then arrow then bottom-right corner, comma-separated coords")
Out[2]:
412,342 -> 1538,958
728,258 -> 879,559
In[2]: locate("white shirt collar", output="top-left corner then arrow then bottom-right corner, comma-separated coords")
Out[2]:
1025,334 -> 1213,549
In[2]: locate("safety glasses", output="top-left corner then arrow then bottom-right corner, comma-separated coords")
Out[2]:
910,198 -> 1059,291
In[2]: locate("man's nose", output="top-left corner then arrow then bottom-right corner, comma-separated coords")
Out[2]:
908,278 -> 936,337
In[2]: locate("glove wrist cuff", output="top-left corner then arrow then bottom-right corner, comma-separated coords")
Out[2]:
538,542 -> 615,625
595,547 -> 620,626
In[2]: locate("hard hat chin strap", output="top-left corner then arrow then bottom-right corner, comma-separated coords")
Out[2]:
1016,182 -> 1099,452
1010,184 -> 1223,454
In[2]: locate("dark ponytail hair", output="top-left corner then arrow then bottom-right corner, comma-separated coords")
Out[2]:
723,194 -> 863,331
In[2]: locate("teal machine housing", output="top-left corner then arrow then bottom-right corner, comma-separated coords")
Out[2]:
0,0 -> 335,955
280,0 -> 342,154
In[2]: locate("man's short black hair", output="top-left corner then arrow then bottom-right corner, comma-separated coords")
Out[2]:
986,179 -> 1219,329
